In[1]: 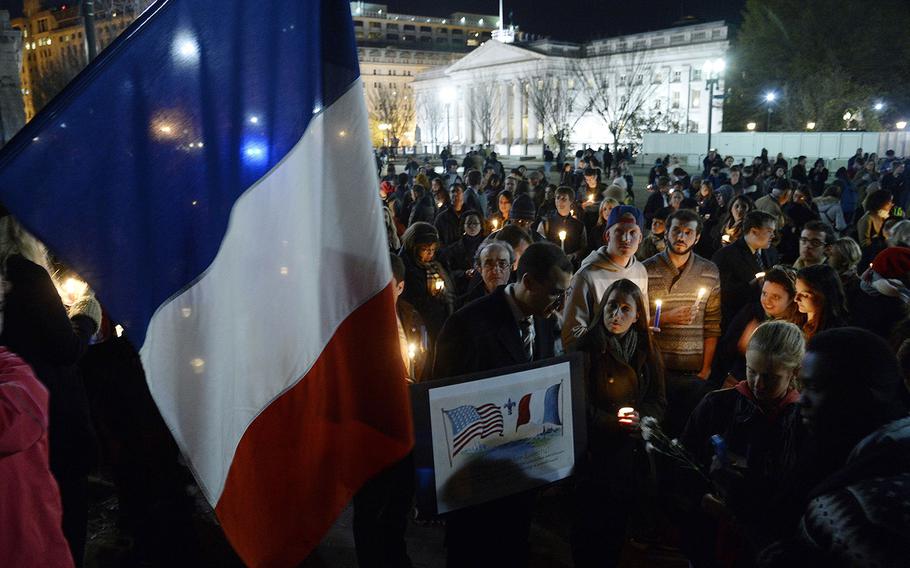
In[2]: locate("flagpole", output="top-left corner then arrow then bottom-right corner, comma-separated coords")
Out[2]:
83,0 -> 98,61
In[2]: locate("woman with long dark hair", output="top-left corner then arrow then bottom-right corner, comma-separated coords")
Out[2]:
712,194 -> 755,249
709,265 -> 804,388
570,279 -> 666,568
795,264 -> 848,340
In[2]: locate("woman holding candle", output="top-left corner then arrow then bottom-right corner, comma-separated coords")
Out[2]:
712,194 -> 754,250
679,321 -> 811,566
586,197 -> 620,256
571,279 -> 666,568
398,222 -> 456,345
795,264 -> 848,340
486,189 -> 512,233
438,212 -> 486,295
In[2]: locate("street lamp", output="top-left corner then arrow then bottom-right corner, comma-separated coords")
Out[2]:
806,121 -> 816,130
897,120 -> 908,130
439,86 -> 456,150
764,91 -> 777,131
874,102 -> 884,111
746,122 -> 756,131
842,111 -> 854,130
703,58 -> 725,153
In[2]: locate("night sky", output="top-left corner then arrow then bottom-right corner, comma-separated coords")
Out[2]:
0,0 -> 746,41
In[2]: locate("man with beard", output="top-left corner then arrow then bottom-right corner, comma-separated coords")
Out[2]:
758,328 -> 910,567
643,209 -> 721,435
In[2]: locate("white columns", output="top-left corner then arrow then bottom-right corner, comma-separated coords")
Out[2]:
512,80 -> 523,144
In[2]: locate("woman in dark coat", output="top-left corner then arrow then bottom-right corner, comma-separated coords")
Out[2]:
398,222 -> 455,343
681,321 -> 810,566
438,211 -> 485,295
570,278 -> 666,568
0,215 -> 101,567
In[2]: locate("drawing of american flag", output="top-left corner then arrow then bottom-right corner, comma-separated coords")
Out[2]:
444,403 -> 504,456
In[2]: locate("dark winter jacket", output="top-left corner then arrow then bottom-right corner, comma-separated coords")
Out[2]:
408,194 -> 437,227
0,254 -> 99,479
434,206 -> 464,246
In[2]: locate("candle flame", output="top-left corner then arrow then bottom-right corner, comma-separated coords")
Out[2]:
492,219 -> 499,230
618,406 -> 635,416
755,272 -> 766,279
655,299 -> 662,308
558,230 -> 567,241
408,343 -> 417,360
434,279 -> 445,291
721,234 -> 731,243
697,287 -> 706,300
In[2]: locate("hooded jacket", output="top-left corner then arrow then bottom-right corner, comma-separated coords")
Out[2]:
562,247 -> 649,349
813,196 -> 847,233
0,347 -> 74,568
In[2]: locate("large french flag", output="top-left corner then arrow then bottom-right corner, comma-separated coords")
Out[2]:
0,0 -> 413,565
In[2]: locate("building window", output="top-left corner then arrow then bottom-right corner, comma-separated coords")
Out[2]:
633,39 -> 646,49
403,25 -> 415,31
670,34 -> 684,44
437,27 -> 448,34
436,37 -> 446,43
671,91 -> 680,109
672,70 -> 681,83
691,31 -> 706,41
691,69 -> 703,81
369,22 -> 381,28
386,23 -> 398,30
421,36 -> 433,43
37,19 -> 48,32
452,29 -> 463,35
652,73 -> 663,84
690,90 -> 701,108
653,99 -> 661,110
386,33 -> 398,40
368,32 -> 381,40
420,26 -> 431,33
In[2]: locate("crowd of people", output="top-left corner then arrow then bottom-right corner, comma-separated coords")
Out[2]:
372,144 -> 910,567
2,141 -> 908,568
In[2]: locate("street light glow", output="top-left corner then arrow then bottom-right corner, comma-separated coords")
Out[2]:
765,92 -> 777,103
897,121 -> 908,130
703,58 -> 726,74
806,121 -> 817,130
746,122 -> 756,131
874,102 -> 884,111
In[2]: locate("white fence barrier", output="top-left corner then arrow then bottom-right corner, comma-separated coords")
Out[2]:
642,132 -> 910,169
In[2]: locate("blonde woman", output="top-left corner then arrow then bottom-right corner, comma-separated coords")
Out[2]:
680,321 -> 807,566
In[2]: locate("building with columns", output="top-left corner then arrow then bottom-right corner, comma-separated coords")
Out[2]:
411,20 -> 730,156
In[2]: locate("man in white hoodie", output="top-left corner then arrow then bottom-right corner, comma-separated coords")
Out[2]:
562,205 -> 649,349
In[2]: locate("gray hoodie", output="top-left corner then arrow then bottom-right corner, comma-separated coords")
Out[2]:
562,246 -> 649,348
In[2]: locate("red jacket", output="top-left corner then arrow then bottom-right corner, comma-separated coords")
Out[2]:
0,347 -> 73,567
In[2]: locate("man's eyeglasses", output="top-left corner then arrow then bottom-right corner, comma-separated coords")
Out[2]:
481,260 -> 510,270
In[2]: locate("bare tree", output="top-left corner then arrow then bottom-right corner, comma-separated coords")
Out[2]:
367,85 -> 415,147
578,51 -> 660,152
416,91 -> 443,150
468,81 -> 501,146
527,63 -> 592,160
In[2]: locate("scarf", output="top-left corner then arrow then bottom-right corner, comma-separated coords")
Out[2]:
605,329 -> 638,365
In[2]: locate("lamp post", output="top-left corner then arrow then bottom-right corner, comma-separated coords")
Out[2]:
439,86 -> 456,151
703,58 -> 725,154
378,123 -> 391,148
897,120 -> 908,131
806,121 -> 816,130
746,122 -> 756,131
764,92 -> 777,131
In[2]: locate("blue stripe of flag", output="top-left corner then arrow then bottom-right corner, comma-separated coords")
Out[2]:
0,0 -> 360,348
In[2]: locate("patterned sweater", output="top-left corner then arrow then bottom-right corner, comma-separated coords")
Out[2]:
643,250 -> 722,373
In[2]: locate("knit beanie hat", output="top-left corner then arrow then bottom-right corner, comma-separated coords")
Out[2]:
872,247 -> 910,281
511,194 -> 536,221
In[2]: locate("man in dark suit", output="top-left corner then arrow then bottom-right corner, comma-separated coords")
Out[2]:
711,210 -> 779,331
433,242 -> 573,568
643,175 -> 671,224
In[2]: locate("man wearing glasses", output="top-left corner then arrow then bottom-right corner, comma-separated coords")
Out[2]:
433,242 -> 572,567
711,210 -> 779,331
793,221 -> 834,269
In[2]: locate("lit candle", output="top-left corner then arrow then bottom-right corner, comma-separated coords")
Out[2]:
618,406 -> 635,424
434,278 -> 445,292
558,230 -> 567,250
587,193 -> 594,203
721,234 -> 731,244
755,271 -> 766,280
60,276 -> 88,306
492,218 -> 499,230
653,299 -> 662,329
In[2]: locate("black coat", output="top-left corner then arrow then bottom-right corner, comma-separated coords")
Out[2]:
408,194 -> 436,227
433,286 -> 556,380
399,253 -> 455,343
643,191 -> 668,223
439,234 -> 484,295
711,238 -> 779,331
0,254 -> 98,478
434,206 -> 463,246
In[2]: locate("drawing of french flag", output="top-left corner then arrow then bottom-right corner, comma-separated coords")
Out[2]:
515,383 -> 562,432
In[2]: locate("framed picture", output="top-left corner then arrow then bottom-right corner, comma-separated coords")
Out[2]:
410,354 -> 587,515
